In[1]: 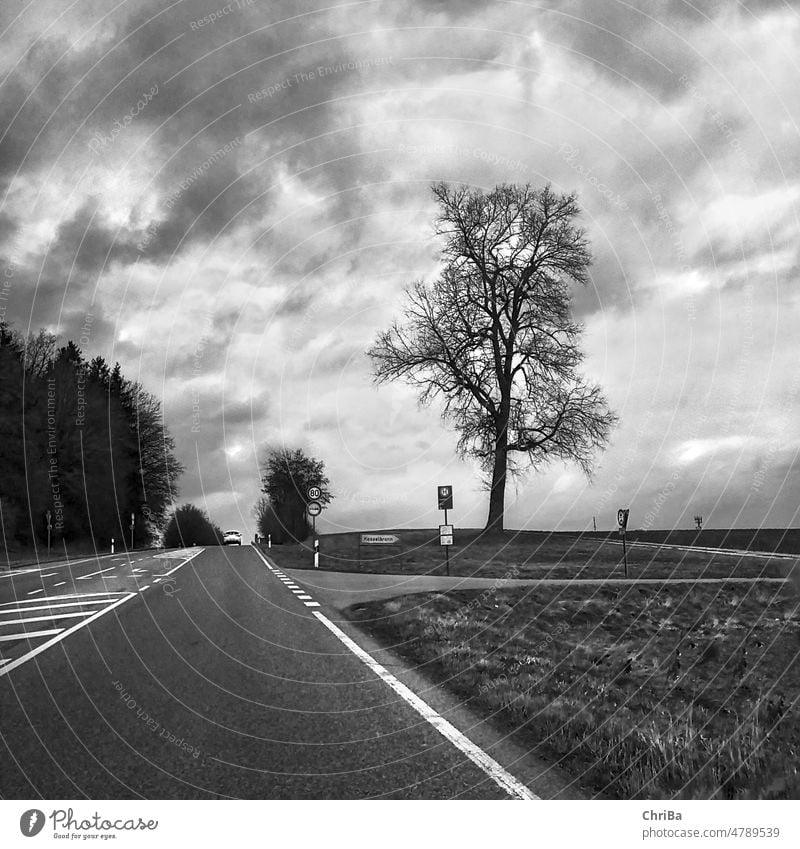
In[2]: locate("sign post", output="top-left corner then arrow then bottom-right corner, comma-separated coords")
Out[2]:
617,508 -> 630,578
307,498 -> 322,567
46,510 -> 52,555
437,485 -> 453,576
130,512 -> 135,551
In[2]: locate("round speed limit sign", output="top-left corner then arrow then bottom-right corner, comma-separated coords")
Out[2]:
307,486 -> 321,501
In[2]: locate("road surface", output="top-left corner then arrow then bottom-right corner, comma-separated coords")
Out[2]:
0,545 -> 564,800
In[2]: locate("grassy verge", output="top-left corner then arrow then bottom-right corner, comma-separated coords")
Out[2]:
261,529 -> 797,581
344,582 -> 800,799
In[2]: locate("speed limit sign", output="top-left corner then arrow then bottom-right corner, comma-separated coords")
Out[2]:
307,485 -> 321,501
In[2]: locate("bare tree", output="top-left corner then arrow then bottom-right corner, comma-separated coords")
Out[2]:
369,182 -> 618,531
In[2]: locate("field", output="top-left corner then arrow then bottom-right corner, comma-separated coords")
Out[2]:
345,582 -> 800,799
262,529 -> 799,581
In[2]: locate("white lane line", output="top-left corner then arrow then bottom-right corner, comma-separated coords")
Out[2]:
0,593 -> 136,677
153,578 -> 162,584
0,612 -> 93,626
139,585 -> 150,591
27,589 -> 44,596
53,581 -> 66,587
77,566 -> 117,580
39,572 -> 59,578
0,601 -> 113,615
313,611 -> 539,801
303,601 -> 320,608
291,590 -> 305,594
297,595 -> 313,600
0,628 -> 63,642
0,569 -> 41,579
0,591 -> 126,608
162,548 -> 204,576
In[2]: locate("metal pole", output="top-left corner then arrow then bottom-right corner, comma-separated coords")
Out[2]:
622,533 -> 628,578
593,516 -> 596,532
444,508 -> 450,576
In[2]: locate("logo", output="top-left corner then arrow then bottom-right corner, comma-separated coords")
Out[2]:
20,810 -> 46,837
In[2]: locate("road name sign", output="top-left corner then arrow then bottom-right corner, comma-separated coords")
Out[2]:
307,485 -> 321,501
307,501 -> 322,517
360,534 -> 399,545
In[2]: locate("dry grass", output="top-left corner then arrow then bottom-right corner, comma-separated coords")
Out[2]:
263,529 -> 797,581
345,581 -> 800,799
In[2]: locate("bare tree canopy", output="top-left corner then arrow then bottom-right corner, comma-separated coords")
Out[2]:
368,182 -> 618,531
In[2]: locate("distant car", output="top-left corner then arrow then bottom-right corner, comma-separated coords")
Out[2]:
223,530 -> 242,546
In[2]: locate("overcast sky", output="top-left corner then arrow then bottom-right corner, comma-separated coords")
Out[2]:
1,0 -> 798,537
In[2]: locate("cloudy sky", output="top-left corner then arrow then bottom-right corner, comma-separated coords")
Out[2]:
1,0 -> 798,536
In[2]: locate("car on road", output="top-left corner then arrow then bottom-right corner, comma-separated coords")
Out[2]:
223,530 -> 242,546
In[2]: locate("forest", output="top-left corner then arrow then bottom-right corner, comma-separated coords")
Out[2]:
0,322 -> 182,551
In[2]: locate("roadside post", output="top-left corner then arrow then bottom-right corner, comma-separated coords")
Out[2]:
130,512 -> 135,550
268,533 -> 272,549
46,510 -> 52,555
437,485 -> 454,576
617,508 -> 630,577
307,487 -> 323,567
111,538 -> 115,554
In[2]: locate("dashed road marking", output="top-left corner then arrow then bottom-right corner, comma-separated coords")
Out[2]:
77,566 -> 117,580
53,581 -> 66,587
26,589 -> 44,596
303,601 -> 320,608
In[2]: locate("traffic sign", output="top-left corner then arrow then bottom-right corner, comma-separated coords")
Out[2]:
437,485 -> 453,510
617,508 -> 629,531
307,485 -> 321,501
307,501 -> 322,517
360,534 -> 399,545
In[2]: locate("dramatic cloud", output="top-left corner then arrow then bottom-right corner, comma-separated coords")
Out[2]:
1,0 -> 798,534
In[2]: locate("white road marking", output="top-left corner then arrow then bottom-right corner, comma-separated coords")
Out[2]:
39,572 -> 58,578
0,601 -> 114,615
0,550 -> 202,679
303,601 -> 320,608
153,578 -> 162,583
77,566 -> 117,579
139,585 -> 150,591
0,594 -> 135,677
297,595 -> 313,600
0,628 -> 63,642
26,589 -> 44,596
0,612 -> 93,626
313,611 -> 539,801
0,569 -> 41,579
53,581 -> 66,587
291,590 -> 305,594
0,591 -> 126,608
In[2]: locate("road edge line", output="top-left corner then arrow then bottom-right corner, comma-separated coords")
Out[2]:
311,609 -> 539,800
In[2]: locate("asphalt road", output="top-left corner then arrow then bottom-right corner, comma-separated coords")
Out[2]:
0,545 -> 545,800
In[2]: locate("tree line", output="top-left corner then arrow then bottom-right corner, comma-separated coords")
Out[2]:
0,322 -> 183,550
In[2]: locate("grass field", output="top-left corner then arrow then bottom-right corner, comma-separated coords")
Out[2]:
345,582 -> 800,799
262,529 -> 799,581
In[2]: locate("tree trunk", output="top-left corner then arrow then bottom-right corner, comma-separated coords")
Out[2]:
485,427 -> 508,532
